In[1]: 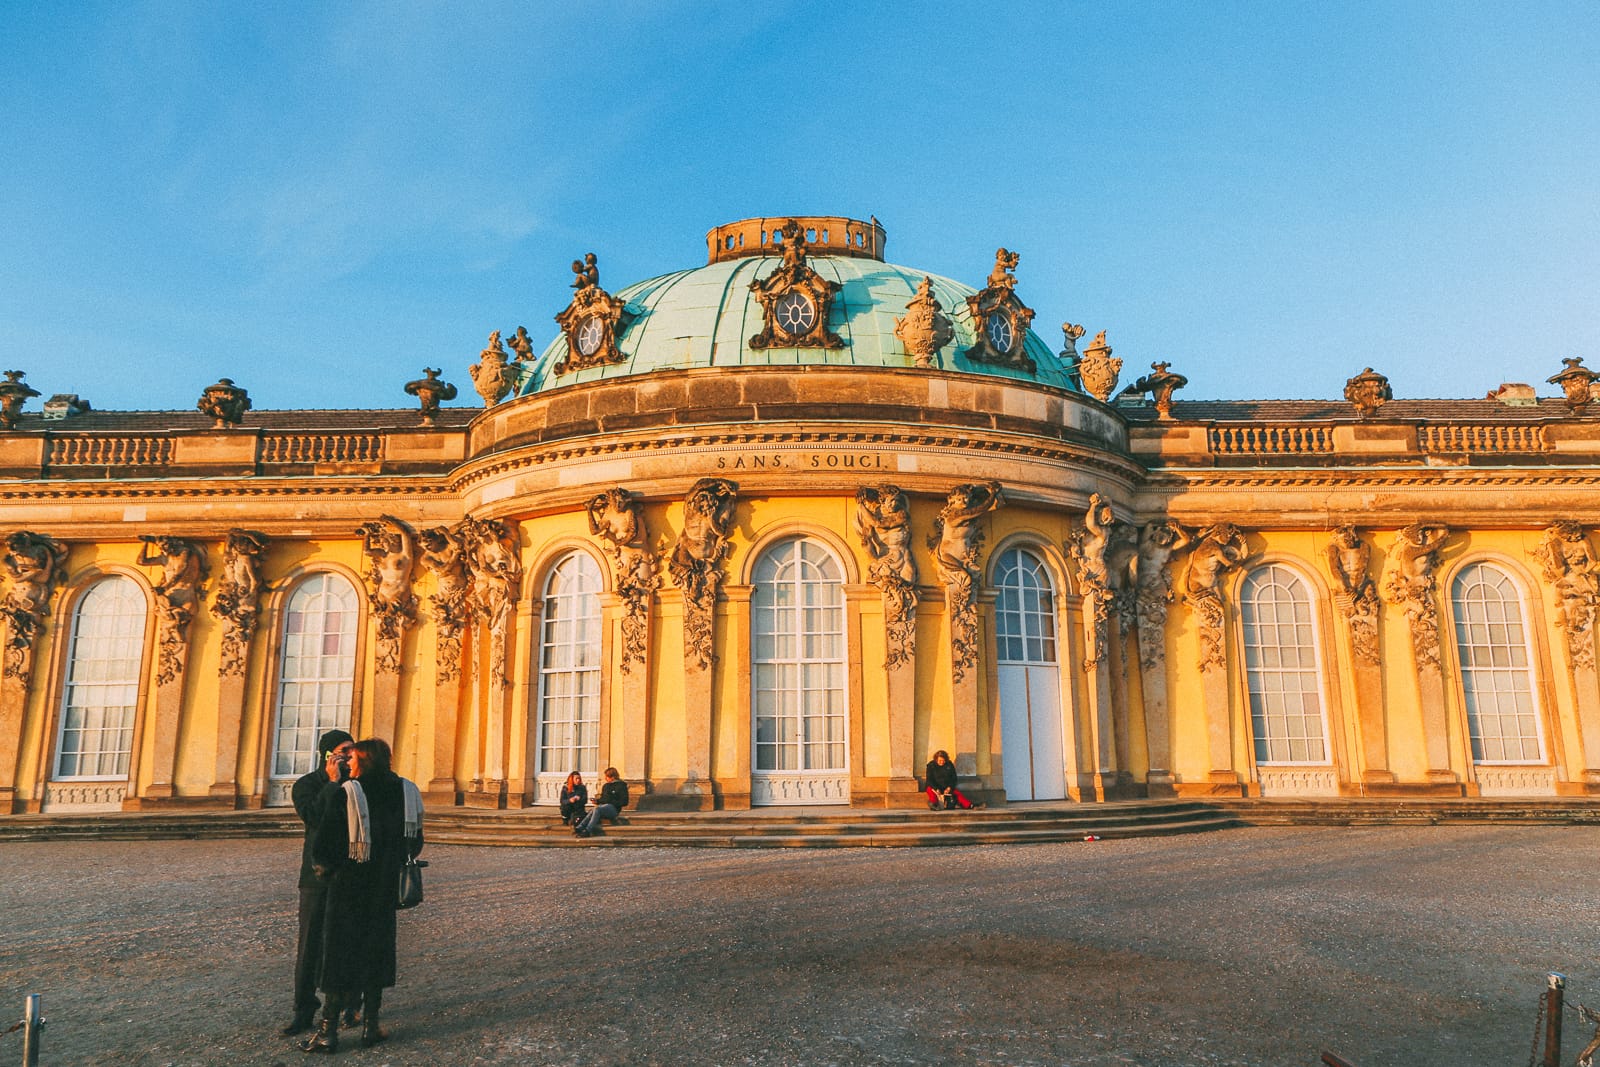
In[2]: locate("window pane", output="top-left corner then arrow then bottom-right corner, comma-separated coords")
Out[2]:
537,553 -> 604,777
751,538 -> 847,774
994,548 -> 1057,666
56,577 -> 147,780
272,574 -> 360,778
1240,565 -> 1329,766
1453,562 -> 1544,764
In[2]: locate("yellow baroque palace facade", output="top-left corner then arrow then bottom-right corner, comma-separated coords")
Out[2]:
3,215 -> 1599,815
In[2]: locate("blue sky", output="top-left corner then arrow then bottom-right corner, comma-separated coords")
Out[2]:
2,3 -> 1596,412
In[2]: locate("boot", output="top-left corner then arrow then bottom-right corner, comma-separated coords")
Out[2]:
300,994 -> 341,1054
298,1014 -> 339,1054
280,1008 -> 316,1037
360,988 -> 386,1048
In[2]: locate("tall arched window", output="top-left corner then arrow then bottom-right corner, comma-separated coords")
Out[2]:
1452,562 -> 1544,763
1240,564 -> 1329,764
536,552 -> 603,780
54,576 -> 148,780
752,537 -> 847,803
993,547 -> 1066,801
271,573 -> 360,780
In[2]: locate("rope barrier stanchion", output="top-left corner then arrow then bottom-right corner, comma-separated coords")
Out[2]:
20,994 -> 43,1067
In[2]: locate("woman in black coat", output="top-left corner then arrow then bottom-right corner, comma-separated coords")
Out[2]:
925,749 -> 979,810
302,738 -> 422,1053
558,771 -> 588,826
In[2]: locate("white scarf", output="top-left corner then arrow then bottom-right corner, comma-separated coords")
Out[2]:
341,779 -> 371,862
401,777 -> 424,838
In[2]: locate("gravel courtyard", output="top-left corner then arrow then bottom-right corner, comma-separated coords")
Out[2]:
1,825 -> 1594,1066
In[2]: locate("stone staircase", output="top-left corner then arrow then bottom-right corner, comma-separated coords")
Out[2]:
426,799 -> 1238,848
4,797 -> 1597,847
1212,796 -> 1600,827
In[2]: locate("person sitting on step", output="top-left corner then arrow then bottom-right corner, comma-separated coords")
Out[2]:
573,767 -> 630,837
558,770 -> 587,826
925,749 -> 981,810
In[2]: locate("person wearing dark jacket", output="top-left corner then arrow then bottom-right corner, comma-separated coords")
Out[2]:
558,771 -> 588,826
301,738 -> 424,1054
925,749 -> 979,810
282,729 -> 353,1036
573,767 -> 629,837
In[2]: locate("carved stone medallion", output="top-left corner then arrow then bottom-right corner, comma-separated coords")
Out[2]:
748,220 -> 845,351
469,332 -> 518,407
1344,367 -> 1393,417
1075,330 -> 1121,402
893,278 -> 953,368
963,249 -> 1036,373
554,254 -> 633,375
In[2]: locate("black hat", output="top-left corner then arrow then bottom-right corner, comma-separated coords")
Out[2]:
318,729 -> 354,759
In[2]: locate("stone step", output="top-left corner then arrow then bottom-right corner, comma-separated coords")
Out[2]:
433,815 -> 1244,849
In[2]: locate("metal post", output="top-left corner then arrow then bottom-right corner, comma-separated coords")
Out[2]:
20,994 -> 41,1067
1544,972 -> 1565,1067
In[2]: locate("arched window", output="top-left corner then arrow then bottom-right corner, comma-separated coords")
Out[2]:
752,538 -> 847,794
54,576 -> 148,779
271,573 -> 360,780
1239,564 -> 1329,764
1452,562 -> 1544,763
993,547 -> 1066,800
536,552 -> 603,778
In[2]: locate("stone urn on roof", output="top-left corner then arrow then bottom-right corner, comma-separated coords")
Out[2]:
0,370 -> 41,430
1344,367 -> 1392,418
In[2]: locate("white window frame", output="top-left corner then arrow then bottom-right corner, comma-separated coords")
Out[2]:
751,537 -> 848,776
1451,561 -> 1547,765
1239,563 -> 1332,766
53,576 -> 148,781
534,551 -> 603,778
993,547 -> 1058,666
270,573 -> 360,780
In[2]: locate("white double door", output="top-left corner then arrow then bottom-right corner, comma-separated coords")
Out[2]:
999,664 -> 1067,801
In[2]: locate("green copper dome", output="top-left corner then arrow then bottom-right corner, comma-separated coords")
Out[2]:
518,217 -> 1075,395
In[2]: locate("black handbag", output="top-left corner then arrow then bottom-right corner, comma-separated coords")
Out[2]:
397,856 -> 428,909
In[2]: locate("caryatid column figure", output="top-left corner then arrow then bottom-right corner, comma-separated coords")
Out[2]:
1325,525 -> 1393,786
588,487 -> 661,785
927,481 -> 1003,779
419,522 -> 474,802
667,478 -> 737,805
1533,521 -> 1600,785
1381,522 -> 1459,788
357,515 -> 419,745
855,485 -> 920,797
0,532 -> 68,812
1182,522 -> 1250,791
209,529 -> 269,801
137,535 -> 207,802
1067,494 -> 1134,795
1131,521 -> 1192,796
